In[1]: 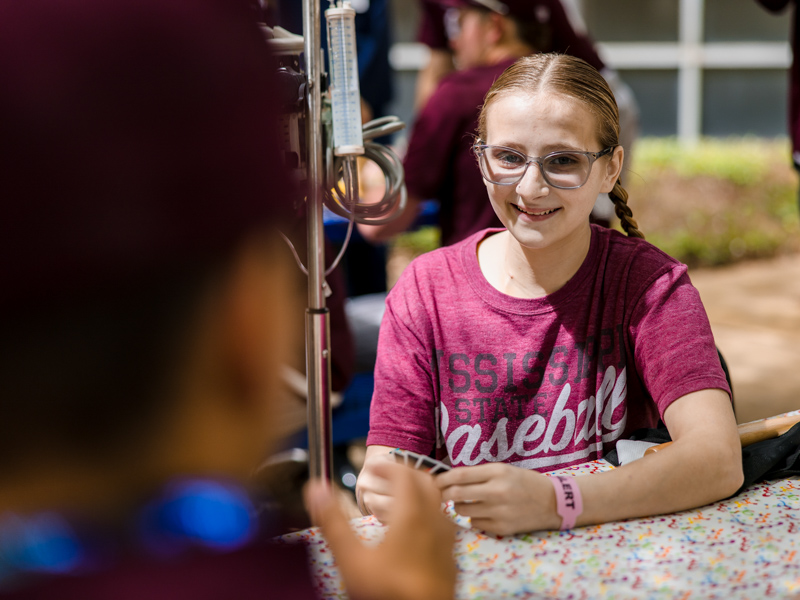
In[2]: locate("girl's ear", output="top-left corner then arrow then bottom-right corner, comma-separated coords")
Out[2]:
600,145 -> 624,193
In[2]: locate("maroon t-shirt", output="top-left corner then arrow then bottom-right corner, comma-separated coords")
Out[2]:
367,227 -> 731,471
0,541 -> 317,600
403,60 -> 513,246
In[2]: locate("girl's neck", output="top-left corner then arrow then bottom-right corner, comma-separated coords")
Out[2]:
478,227 -> 593,299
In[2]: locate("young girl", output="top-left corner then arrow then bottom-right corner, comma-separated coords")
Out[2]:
356,53 -> 743,535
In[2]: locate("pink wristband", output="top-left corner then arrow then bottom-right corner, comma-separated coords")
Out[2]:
550,475 -> 583,530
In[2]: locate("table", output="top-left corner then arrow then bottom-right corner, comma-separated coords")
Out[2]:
281,459 -> 800,599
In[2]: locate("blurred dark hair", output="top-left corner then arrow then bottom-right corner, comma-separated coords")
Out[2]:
0,0 -> 297,473
0,265 -> 224,474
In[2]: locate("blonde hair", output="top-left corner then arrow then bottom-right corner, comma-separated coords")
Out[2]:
478,53 -> 643,238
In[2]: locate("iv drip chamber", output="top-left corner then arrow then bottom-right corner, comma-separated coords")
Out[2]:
325,2 -> 364,156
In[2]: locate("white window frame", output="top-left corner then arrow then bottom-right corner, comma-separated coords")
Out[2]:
387,0 -> 791,143
594,0 -> 790,144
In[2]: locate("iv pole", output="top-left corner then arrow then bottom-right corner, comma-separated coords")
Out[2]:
290,0 -> 404,485
302,0 -> 333,483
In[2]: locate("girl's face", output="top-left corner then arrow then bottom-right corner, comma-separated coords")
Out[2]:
481,91 -> 623,253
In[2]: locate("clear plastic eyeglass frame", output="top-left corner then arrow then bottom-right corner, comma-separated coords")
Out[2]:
472,143 -> 615,189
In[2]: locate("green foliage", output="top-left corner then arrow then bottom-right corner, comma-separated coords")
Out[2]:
629,137 -> 800,268
392,225 -> 440,256
633,137 -> 784,186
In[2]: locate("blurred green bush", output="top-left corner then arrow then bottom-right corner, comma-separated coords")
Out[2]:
391,224 -> 439,256
629,137 -> 800,267
633,136 -> 775,186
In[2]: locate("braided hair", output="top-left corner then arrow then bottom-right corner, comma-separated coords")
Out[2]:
478,53 -> 644,239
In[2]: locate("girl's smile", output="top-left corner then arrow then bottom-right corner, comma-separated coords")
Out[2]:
511,205 -> 561,219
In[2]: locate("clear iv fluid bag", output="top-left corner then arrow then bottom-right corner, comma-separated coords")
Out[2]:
326,4 -> 364,156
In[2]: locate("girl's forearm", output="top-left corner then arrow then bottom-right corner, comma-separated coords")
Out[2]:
570,389 -> 742,527
573,435 -> 742,527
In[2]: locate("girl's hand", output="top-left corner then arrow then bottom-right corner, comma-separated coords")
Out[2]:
435,463 -> 563,535
355,444 -> 408,522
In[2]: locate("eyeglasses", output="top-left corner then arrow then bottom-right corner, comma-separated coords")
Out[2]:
472,143 -> 615,189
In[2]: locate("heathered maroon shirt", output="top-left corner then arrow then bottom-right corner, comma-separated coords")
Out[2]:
367,226 -> 731,471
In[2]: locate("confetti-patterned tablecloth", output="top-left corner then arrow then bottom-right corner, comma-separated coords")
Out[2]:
281,459 -> 800,599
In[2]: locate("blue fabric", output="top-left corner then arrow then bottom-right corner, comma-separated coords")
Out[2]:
0,479 -> 259,591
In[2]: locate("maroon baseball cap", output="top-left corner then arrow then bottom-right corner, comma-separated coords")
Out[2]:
0,0 -> 298,312
435,0 -> 555,23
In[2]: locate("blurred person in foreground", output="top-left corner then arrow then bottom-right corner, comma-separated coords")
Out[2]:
0,0 -> 455,598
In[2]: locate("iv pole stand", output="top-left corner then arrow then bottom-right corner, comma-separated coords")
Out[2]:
302,0 -> 334,483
